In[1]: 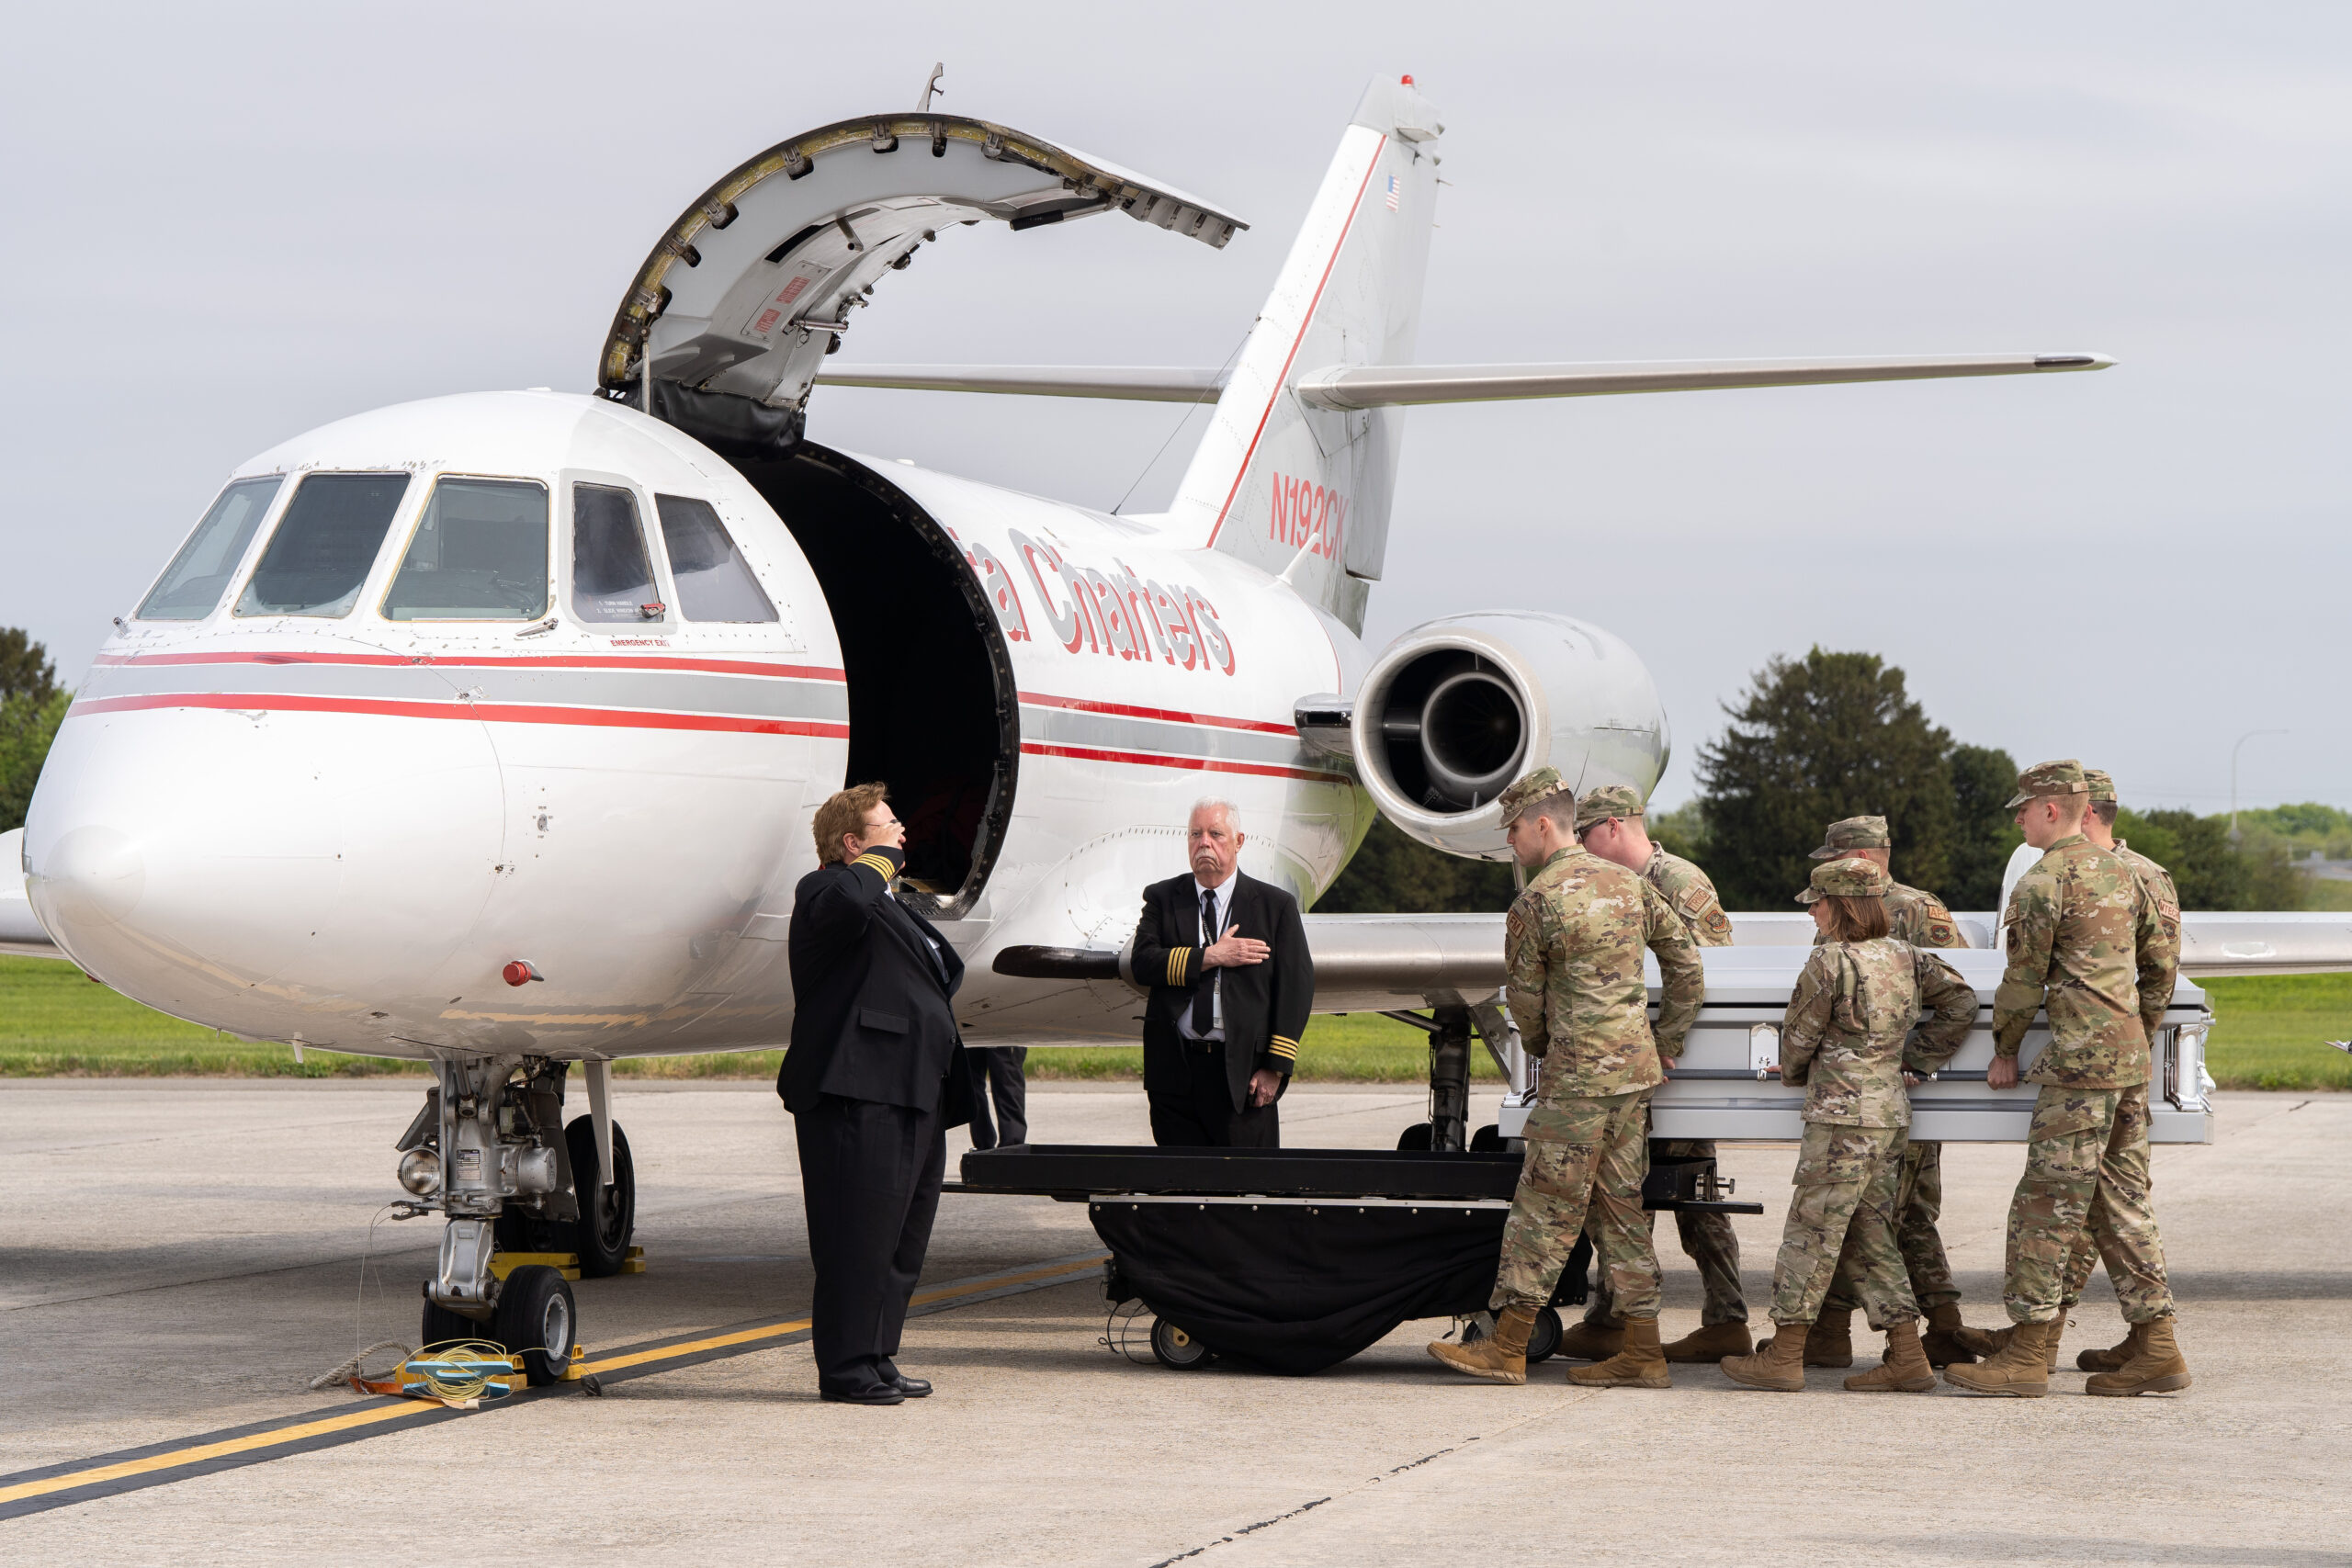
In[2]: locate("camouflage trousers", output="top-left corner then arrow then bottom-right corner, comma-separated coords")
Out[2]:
1769,1122 -> 1917,1329
2004,1083 -> 2173,1325
1491,1089 -> 1662,1317
1584,1137 -> 1747,1326
1822,1139 -> 1958,1315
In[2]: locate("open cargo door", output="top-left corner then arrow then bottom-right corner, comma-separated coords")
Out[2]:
595,112 -> 1245,454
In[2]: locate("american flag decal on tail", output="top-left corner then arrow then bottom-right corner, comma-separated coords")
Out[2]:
1385,175 -> 1400,211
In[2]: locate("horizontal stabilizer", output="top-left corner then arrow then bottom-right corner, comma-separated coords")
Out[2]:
1294,353 -> 2116,409
816,365 -> 1227,401
814,352 -> 2114,407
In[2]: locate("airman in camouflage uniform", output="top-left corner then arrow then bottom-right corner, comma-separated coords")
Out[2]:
1569,783 -> 1750,1364
1946,761 -> 2189,1398
1723,857 -> 1976,1393
1801,817 -> 1977,1368
1966,769 -> 2189,1377
1427,770 -> 1704,1388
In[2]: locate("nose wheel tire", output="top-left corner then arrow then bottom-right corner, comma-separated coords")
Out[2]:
420,1296 -> 483,1348
492,1263 -> 577,1386
1149,1316 -> 1212,1370
563,1115 -> 637,1277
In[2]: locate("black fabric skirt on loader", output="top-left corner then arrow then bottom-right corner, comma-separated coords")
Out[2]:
962,1146 -> 1627,1377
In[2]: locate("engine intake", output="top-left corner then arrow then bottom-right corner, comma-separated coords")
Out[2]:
1351,611 -> 1668,859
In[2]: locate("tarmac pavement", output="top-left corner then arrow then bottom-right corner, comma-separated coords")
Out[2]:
2,1078 -> 2346,1565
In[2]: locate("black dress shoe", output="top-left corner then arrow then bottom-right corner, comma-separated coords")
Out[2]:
820,1381 -> 905,1405
887,1373 -> 932,1397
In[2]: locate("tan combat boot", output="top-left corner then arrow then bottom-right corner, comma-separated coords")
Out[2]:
2075,1325 -> 2134,1373
1942,1318 -> 2053,1396
1721,1321 -> 1809,1392
1952,1318 -> 2063,1371
2085,1316 -> 2191,1396
1661,1320 -> 1752,1363
1555,1313 -> 1625,1362
1920,1303 -> 1976,1368
1844,1317 -> 1937,1393
1427,1303 -> 1538,1384
1566,1314 -> 1671,1388
1802,1308 -> 1854,1367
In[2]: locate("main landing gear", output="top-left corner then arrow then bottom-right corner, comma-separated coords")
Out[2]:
393,1055 -> 637,1385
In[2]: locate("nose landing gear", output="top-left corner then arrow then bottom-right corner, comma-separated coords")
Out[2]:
400,1055 -> 637,1386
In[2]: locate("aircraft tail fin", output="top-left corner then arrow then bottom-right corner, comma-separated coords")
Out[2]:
1166,76 -> 1442,631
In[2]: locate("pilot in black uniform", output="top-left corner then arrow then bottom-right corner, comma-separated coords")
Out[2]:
1130,799 -> 1314,1146
780,784 -> 974,1405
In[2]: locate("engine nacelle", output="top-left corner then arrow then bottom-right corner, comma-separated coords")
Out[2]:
1351,611 -> 1669,859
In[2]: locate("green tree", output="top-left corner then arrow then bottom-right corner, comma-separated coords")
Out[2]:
1946,742 -> 2022,910
1648,799 -> 1711,864
2119,807 -> 2306,911
1696,649 -> 1961,909
0,628 -> 56,705
0,689 -> 69,833
1315,814 -> 1518,913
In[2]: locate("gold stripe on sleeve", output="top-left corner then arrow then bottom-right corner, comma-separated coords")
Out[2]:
853,853 -> 895,878
1268,1035 -> 1299,1060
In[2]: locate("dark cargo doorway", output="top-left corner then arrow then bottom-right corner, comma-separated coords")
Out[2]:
730,447 -> 1017,919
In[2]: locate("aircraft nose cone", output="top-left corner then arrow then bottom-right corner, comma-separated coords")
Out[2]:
35,825 -> 147,932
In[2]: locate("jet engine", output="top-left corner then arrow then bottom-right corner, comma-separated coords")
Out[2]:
1350,611 -> 1668,859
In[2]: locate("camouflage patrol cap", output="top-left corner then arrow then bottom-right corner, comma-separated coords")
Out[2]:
1575,783 -> 1645,831
2083,768 -> 2118,803
1795,855 -> 1891,903
2004,758 -> 2090,810
1808,815 -> 1891,860
1496,766 -> 1570,826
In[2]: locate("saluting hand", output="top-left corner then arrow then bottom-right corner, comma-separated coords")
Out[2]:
1204,927 -> 1270,968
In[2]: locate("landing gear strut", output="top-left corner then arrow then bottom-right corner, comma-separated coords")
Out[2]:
1387,990 -> 1529,1153
394,1055 -> 636,1383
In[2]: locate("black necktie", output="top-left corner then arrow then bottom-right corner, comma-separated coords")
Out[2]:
1192,889 -> 1218,1035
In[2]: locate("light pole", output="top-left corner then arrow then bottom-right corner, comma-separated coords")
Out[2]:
2231,728 -> 2289,841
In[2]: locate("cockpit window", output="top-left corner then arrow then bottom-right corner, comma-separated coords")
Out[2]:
570,484 -> 662,624
137,476 -> 285,620
383,478 -> 550,621
234,472 -> 413,618
654,496 -> 778,623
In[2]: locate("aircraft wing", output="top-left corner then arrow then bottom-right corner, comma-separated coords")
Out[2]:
996,905 -> 2352,1008
819,354 -> 2109,406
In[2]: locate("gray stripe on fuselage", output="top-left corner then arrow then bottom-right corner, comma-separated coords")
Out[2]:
80,660 -> 850,724
1017,703 -> 1316,768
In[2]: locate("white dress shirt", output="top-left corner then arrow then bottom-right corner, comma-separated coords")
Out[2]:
1174,874 -> 1236,1043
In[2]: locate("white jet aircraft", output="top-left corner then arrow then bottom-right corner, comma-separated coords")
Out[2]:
17,77 -> 2346,1375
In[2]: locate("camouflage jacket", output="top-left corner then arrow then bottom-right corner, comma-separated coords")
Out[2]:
1888,881 -> 1965,948
1780,938 -> 1978,1127
2113,840 -> 2183,1032
1994,835 -> 2169,1088
1642,845 -> 1735,947
1811,879 -> 1967,950
1507,845 -> 1705,1099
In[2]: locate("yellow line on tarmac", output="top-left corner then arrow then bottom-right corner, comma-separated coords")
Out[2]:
575,1255 -> 1105,1375
0,1404 -> 432,1506
3,1252 -> 1110,1510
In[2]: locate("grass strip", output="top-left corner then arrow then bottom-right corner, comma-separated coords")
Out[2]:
6,959 -> 2342,1089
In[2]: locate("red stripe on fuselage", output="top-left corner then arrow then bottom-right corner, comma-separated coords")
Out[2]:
1016,690 -> 1296,736
1203,134 -> 1387,548
71,692 -> 851,739
1019,740 -> 1347,785
89,650 -> 848,682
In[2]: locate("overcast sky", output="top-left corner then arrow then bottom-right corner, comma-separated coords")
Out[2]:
5,3 -> 2345,812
